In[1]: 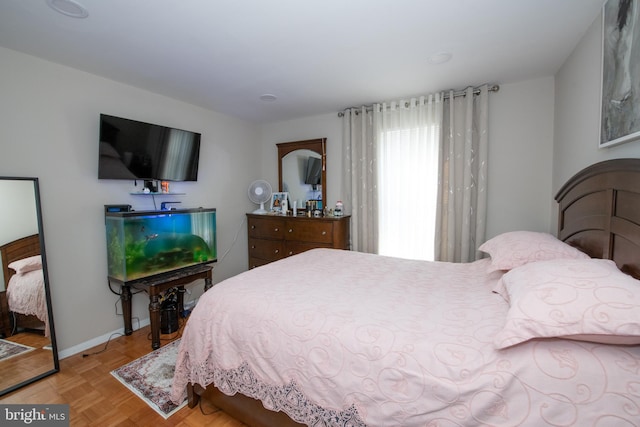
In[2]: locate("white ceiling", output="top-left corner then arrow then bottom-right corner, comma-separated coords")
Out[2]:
0,0 -> 605,123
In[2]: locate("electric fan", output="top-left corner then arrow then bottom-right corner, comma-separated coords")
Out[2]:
248,180 -> 272,214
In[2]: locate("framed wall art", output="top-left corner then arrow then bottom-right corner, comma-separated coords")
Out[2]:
600,0 -> 640,147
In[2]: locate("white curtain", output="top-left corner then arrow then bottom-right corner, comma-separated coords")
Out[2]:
341,107 -> 377,253
342,86 -> 490,262
435,85 -> 489,262
374,95 -> 442,260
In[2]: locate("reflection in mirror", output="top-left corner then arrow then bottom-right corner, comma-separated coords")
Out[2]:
0,177 -> 58,397
277,138 -> 327,210
281,149 -> 322,206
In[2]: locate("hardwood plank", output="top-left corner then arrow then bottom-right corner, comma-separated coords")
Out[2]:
0,332 -> 54,391
0,326 -> 247,426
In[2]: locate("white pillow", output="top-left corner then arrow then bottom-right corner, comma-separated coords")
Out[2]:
493,258 -> 640,349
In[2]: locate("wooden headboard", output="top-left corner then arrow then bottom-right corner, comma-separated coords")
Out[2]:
0,234 -> 41,288
555,158 -> 640,280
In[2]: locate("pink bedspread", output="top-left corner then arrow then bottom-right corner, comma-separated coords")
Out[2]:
171,249 -> 640,426
7,268 -> 50,337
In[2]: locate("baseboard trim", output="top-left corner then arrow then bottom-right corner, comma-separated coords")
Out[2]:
58,318 -> 150,359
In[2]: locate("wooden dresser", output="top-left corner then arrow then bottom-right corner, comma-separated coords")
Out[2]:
247,213 -> 351,269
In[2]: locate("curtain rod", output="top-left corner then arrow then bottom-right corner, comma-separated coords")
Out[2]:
338,84 -> 499,117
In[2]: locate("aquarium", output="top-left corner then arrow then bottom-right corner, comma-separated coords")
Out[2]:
105,208 -> 216,283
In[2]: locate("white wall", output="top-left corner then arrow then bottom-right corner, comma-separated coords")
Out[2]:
0,34 -> 569,356
487,77 -> 556,237
260,79 -> 557,242
259,113 -> 345,209
554,13 -> 640,192
0,47 -> 259,355
0,180 -> 39,289
0,181 -> 38,247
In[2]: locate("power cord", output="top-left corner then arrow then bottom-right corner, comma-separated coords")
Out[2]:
218,216 -> 246,263
82,332 -> 123,357
107,279 -> 121,296
82,297 -> 140,358
112,296 -> 140,330
108,279 -> 145,297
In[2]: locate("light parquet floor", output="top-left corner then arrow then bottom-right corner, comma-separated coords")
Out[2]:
0,325 -> 247,426
0,331 -> 53,391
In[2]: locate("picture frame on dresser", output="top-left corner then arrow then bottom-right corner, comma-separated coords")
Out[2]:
600,0 -> 640,147
270,192 -> 288,212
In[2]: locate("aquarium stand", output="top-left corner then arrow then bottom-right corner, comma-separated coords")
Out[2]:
114,264 -> 214,349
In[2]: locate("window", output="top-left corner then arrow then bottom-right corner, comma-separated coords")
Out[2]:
376,98 -> 441,260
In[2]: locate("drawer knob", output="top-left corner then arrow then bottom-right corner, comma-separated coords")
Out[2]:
251,225 -> 256,229
274,227 -> 279,232
322,231 -> 327,235
251,245 -> 255,249
288,251 -> 293,255
274,249 -> 279,254
288,228 -> 293,233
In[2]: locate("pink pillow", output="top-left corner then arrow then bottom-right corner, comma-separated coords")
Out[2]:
479,231 -> 589,272
8,255 -> 42,275
493,258 -> 640,349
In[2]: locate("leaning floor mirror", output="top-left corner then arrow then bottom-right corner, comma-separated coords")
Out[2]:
0,177 -> 59,396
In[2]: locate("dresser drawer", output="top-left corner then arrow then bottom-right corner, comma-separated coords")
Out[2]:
247,213 -> 350,269
248,217 -> 285,239
249,256 -> 273,269
248,238 -> 285,261
285,220 -> 334,244
285,241 -> 332,257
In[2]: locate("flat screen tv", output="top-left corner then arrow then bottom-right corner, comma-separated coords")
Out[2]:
304,156 -> 322,185
98,114 -> 201,181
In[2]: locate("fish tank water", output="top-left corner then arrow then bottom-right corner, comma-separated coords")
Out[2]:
105,208 -> 216,283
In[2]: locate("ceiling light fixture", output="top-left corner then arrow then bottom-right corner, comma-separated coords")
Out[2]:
46,0 -> 89,18
428,52 -> 452,65
259,94 -> 277,102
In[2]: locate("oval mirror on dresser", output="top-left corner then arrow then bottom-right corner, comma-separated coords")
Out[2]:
0,177 -> 59,396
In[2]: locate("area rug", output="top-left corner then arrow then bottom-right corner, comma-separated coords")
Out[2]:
111,339 -> 185,419
0,338 -> 35,361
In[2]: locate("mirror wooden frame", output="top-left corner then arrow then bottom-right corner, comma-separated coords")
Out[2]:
0,177 -> 59,396
277,138 -> 327,207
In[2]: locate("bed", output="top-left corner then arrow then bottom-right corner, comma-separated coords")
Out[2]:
171,158 -> 640,426
0,234 -> 49,337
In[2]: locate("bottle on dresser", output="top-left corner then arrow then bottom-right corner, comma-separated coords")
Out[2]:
334,201 -> 344,217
